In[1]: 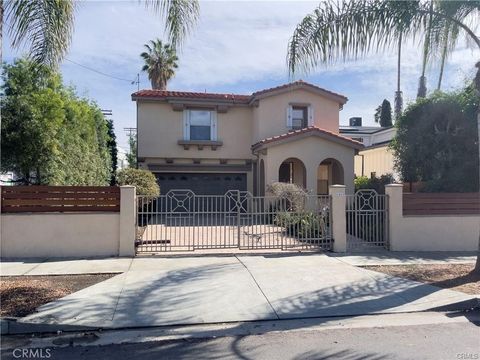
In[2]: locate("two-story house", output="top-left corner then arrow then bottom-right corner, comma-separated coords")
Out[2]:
132,80 -> 363,195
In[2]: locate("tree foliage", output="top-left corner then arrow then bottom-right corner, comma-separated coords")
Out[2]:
117,168 -> 160,196
3,0 -> 199,66
391,85 -> 479,192
126,133 -> 137,168
4,0 -> 76,66
374,99 -> 393,127
1,58 -> 112,185
106,119 -> 118,185
288,0 -> 480,77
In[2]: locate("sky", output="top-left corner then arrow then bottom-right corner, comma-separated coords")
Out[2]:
3,0 -> 479,149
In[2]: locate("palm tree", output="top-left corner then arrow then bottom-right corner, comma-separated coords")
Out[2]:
394,35 -> 403,120
416,0 -> 434,99
0,0 -> 199,66
287,0 -> 480,272
141,39 -> 178,90
2,0 -> 76,66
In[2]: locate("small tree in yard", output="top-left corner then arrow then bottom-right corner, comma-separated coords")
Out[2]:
117,168 -> 159,197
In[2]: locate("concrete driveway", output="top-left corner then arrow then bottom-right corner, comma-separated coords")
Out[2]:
17,254 -> 477,329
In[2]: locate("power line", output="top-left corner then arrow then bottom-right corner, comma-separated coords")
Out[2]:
64,58 -> 135,83
4,21 -> 138,84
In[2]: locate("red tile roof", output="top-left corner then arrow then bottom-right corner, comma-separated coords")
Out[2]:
252,126 -> 364,150
131,89 -> 251,103
252,80 -> 347,103
132,80 -> 347,104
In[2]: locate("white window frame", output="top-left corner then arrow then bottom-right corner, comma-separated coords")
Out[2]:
287,104 -> 313,129
183,109 -> 217,141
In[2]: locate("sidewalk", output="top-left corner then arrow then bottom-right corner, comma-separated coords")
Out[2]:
327,251 -> 476,266
5,254 -> 476,332
1,251 -> 476,276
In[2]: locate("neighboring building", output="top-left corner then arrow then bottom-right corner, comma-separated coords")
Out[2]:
0,172 -> 17,186
340,117 -> 398,179
132,81 -> 363,195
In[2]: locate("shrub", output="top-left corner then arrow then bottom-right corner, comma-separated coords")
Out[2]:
274,211 -> 327,239
266,182 -> 307,211
117,168 -> 160,196
354,174 -> 394,194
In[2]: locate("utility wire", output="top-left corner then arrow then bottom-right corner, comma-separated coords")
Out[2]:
4,20 -> 138,84
64,58 -> 135,83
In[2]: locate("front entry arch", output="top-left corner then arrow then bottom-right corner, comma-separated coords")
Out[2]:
278,157 -> 306,188
317,158 -> 344,194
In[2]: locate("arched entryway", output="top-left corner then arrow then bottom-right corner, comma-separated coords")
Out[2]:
278,158 -> 306,188
317,158 -> 344,194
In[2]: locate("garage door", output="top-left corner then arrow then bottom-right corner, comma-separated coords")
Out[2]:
155,173 -> 247,195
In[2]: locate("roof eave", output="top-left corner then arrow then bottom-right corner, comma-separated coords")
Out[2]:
252,130 -> 364,152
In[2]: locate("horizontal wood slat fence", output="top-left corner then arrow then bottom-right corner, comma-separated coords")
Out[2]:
1,186 -> 120,213
403,193 -> 480,215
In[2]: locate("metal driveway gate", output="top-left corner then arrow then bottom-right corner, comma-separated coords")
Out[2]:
346,189 -> 389,251
136,190 -> 332,253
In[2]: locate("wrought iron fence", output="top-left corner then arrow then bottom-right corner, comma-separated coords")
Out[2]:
345,189 -> 388,250
136,190 -> 332,252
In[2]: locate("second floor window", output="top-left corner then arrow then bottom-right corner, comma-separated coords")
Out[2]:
184,109 -> 217,141
292,106 -> 308,129
287,104 -> 313,130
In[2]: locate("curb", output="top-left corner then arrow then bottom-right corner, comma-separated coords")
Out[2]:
0,318 -> 97,335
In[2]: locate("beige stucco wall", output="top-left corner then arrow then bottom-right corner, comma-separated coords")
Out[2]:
252,89 -> 341,143
262,136 -> 355,194
386,184 -> 480,251
137,102 -> 253,160
1,213 -> 120,258
355,145 -> 397,178
0,186 -> 136,259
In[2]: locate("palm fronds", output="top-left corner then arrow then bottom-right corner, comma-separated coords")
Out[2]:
141,39 -> 178,89
144,0 -> 199,48
5,0 -> 76,66
288,0 -> 480,77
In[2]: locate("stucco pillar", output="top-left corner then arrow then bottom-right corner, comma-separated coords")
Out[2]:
119,186 -> 136,257
385,184 -> 403,251
305,164 -> 317,194
329,185 -> 347,252
0,186 -> 2,258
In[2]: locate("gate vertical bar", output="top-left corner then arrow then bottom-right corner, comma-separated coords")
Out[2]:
236,190 -> 241,247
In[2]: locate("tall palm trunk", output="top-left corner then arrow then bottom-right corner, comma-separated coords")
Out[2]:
394,35 -> 403,121
1,0 -> 3,64
437,25 -> 450,91
417,0 -> 434,99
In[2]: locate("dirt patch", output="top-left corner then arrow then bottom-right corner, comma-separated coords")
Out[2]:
0,274 -> 117,317
364,264 -> 480,295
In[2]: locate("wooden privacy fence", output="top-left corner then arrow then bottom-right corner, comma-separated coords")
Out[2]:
1,186 -> 120,213
403,192 -> 480,216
